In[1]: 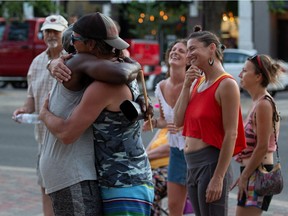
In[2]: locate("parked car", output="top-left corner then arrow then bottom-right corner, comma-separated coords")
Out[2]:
0,17 -> 46,88
126,39 -> 163,90
223,48 -> 288,96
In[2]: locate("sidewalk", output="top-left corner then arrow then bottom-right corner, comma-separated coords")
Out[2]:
1,165 -> 288,216
1,89 -> 288,215
0,166 -> 42,216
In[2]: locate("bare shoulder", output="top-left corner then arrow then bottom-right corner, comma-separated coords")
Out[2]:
220,76 -> 238,88
219,76 -> 239,92
89,80 -> 115,88
159,78 -> 169,90
159,79 -> 167,87
89,80 -> 126,92
256,98 -> 274,113
217,76 -> 240,104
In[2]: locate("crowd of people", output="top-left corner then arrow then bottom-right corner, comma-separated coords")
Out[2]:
12,11 -> 283,216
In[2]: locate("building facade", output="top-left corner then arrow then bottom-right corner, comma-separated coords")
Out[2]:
63,0 -> 288,61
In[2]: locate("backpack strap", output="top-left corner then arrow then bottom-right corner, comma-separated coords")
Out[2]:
263,95 -> 281,163
263,95 -> 280,123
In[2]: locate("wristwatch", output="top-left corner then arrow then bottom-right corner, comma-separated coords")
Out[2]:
46,59 -> 53,71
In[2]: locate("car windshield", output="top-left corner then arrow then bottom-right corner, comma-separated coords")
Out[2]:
8,21 -> 29,41
223,52 -> 248,63
0,21 -> 5,41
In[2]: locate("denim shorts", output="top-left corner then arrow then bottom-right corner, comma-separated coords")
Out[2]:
167,147 -> 187,185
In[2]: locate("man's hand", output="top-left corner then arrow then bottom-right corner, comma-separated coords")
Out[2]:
136,94 -> 154,121
49,54 -> 73,82
12,97 -> 35,123
12,107 -> 28,123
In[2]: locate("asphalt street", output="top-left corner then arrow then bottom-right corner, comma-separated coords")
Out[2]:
0,86 -> 288,216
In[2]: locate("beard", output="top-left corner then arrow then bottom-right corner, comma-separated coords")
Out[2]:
46,39 -> 59,48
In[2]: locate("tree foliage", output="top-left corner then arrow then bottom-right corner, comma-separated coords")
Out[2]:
122,1 -> 188,39
0,1 -> 64,20
202,1 -> 227,36
268,0 -> 286,14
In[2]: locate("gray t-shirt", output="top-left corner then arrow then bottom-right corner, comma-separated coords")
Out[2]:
39,82 -> 97,194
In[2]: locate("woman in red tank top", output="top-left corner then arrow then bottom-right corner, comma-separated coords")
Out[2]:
174,25 -> 246,216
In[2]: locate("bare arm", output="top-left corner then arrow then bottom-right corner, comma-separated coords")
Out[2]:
174,65 -> 201,127
48,54 -> 73,82
146,129 -> 170,160
12,97 -> 35,121
39,81 -> 126,144
206,78 -> 240,203
147,143 -> 170,160
50,53 -> 140,84
237,100 -> 273,200
173,83 -> 191,128
142,82 -> 167,131
13,57 -> 38,120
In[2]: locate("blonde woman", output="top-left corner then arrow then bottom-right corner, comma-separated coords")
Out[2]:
143,39 -> 188,216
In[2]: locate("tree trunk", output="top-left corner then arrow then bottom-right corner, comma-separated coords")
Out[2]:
203,1 -> 227,36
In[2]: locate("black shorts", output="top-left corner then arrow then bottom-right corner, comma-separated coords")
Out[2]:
237,165 -> 273,211
49,180 -> 103,215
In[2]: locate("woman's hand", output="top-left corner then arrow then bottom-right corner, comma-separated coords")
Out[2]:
206,176 -> 223,203
184,65 -> 202,88
237,175 -> 248,201
142,118 -> 156,131
50,54 -> 73,82
167,122 -> 180,134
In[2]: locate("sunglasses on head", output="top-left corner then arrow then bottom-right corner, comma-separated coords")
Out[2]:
248,54 -> 263,70
70,34 -> 86,45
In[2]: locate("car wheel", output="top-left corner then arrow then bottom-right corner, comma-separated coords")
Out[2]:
11,81 -> 28,89
0,81 -> 8,88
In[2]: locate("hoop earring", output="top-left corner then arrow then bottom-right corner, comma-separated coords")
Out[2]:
208,58 -> 214,66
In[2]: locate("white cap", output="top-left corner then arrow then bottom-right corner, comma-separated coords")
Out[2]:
41,15 -> 68,32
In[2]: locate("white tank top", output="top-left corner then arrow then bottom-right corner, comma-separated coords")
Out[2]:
155,82 -> 185,150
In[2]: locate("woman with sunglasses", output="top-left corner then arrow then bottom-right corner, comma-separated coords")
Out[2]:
39,13 -> 153,215
234,54 -> 282,215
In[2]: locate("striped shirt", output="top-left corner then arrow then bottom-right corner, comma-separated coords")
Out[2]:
27,49 -> 65,148
235,95 -> 277,163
